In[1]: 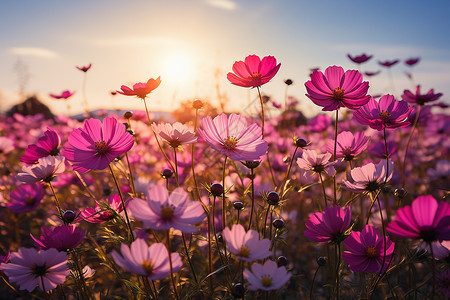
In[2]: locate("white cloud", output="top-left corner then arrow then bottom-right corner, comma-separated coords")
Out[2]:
8,47 -> 59,58
206,0 -> 237,11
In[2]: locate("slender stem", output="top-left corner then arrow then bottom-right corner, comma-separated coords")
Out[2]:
182,233 -> 198,283
191,108 -> 201,200
383,128 -> 390,184
81,73 -> 89,113
71,249 -> 91,300
40,276 -> 48,298
222,156 -> 228,231
109,164 -> 134,242
48,182 -> 63,218
125,153 -> 136,196
280,146 -> 299,193
257,86 -> 265,138
265,151 -> 277,187
207,209 -> 214,295
402,105 -> 421,186
173,148 -> 179,187
428,242 -> 436,300
248,167 -> 255,231
318,173 -> 327,211
71,167 -> 97,199
366,189 -> 382,225
335,242 -> 341,300
333,110 -> 339,205
1,274 -> 19,295
309,265 -> 321,300
262,205 -> 271,238
375,196 -> 388,279
166,231 -> 180,300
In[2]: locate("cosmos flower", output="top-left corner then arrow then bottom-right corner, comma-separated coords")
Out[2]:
347,53 -> 372,64
76,63 -> 92,72
342,225 -> 394,273
80,194 -> 127,223
30,225 -> 86,251
364,70 -> 381,77
0,136 -> 14,154
296,149 -> 336,177
305,65 -> 370,111
1,248 -> 69,292
21,128 -> 61,164
49,90 -> 75,100
308,114 -> 332,132
386,195 -> 450,242
117,77 -> 161,99
378,60 -> 399,67
404,58 -> 420,66
111,239 -> 182,280
401,85 -> 443,106
8,183 -> 44,213
304,205 -> 352,244
353,95 -> 413,131
222,224 -> 271,262
128,185 -> 206,233
63,116 -> 134,173
227,55 -> 281,88
244,260 -> 291,291
342,160 -> 393,193
16,155 -> 65,184
151,122 -> 197,149
326,131 -> 369,161
197,113 -> 268,161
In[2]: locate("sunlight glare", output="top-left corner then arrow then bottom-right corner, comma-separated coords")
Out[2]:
163,54 -> 193,82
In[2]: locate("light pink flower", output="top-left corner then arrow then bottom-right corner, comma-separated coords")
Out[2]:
128,185 -> 206,233
0,136 -> 14,154
198,113 -> 268,161
151,122 -> 197,149
227,55 -> 281,88
16,155 -> 65,183
111,239 -> 182,280
342,160 -> 393,193
1,248 -> 69,292
244,260 -> 291,291
296,149 -> 336,177
223,224 -> 271,262
326,131 -> 369,161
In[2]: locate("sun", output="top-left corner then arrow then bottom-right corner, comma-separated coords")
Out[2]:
163,54 -> 193,82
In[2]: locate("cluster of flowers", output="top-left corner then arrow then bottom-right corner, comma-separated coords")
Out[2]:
0,53 -> 448,299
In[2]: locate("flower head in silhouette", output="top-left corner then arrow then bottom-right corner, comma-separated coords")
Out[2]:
404,58 -> 420,66
49,90 -> 74,100
378,60 -> 399,67
76,63 -> 92,72
401,85 -> 443,106
347,53 -> 372,64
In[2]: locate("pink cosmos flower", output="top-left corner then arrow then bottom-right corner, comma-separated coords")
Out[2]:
30,225 -> 86,251
326,131 -> 369,161
404,58 -> 420,66
308,114 -> 332,132
128,185 -> 206,233
222,224 -> 271,262
21,128 -> 61,164
151,122 -> 197,149
353,95 -> 413,131
364,70 -> 381,77
347,53 -> 372,64
63,116 -> 134,173
0,136 -> 14,154
1,248 -> 69,292
386,195 -> 450,242
378,60 -> 399,67
111,239 -> 182,280
296,149 -> 336,177
8,183 -> 44,213
76,63 -> 92,72
197,113 -> 268,161
227,55 -> 281,88
401,85 -> 443,106
80,194 -> 127,223
16,155 -> 65,183
49,90 -> 75,100
305,65 -> 370,111
244,260 -> 291,291
342,160 -> 393,193
117,77 -> 161,99
304,205 -> 352,244
342,225 -> 394,273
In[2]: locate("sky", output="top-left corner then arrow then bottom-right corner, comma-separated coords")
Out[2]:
0,0 -> 449,117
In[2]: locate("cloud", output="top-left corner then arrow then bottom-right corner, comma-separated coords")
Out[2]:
92,36 -> 181,47
8,47 -> 59,58
206,0 -> 237,11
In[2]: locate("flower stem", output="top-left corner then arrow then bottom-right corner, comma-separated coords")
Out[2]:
109,164 -> 134,242
166,230 -> 180,300
335,242 -> 341,300
402,105 -> 421,187
124,153 -> 136,196
428,242 -> 436,300
191,108 -> 201,200
182,233 -> 198,283
257,86 -> 265,138
280,145 -> 299,194
248,167 -> 255,231
309,264 -> 321,300
222,156 -> 228,231
318,173 -> 327,211
173,148 -> 179,187
333,109 -> 339,205
262,205 -> 271,238
48,182 -> 63,218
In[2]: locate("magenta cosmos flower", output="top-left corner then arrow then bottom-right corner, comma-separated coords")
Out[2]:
401,85 -> 443,106
305,65 -> 370,111
405,57 -> 420,66
30,225 -> 86,251
21,128 -> 61,164
296,149 -> 336,177
128,185 -> 206,233
353,95 -> 412,131
80,194 -> 127,223
1,247 -> 69,292
117,77 -> 161,99
227,55 -> 281,88
8,183 -> 44,213
76,63 -> 92,72
244,260 -> 291,291
49,90 -> 75,100
151,122 -> 197,149
223,224 -> 271,262
63,116 -> 134,173
304,205 -> 352,244
198,113 -> 268,161
16,155 -> 65,183
378,59 -> 399,67
326,131 -> 369,161
386,195 -> 450,242
347,53 -> 372,64
342,225 -> 394,273
111,239 -> 182,280
342,160 -> 393,193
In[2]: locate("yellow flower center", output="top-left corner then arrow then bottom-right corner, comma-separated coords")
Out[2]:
224,137 -> 238,150
94,141 -> 109,155
161,206 -> 174,221
239,245 -> 250,257
141,259 -> 154,275
333,88 -> 345,100
261,276 -> 272,287
251,72 -> 262,80
366,246 -> 378,258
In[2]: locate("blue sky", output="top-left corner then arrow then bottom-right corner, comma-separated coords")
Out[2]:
1,0 -> 449,116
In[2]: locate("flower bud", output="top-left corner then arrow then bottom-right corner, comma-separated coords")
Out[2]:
233,201 -> 244,210
161,169 -> 173,179
123,111 -> 133,119
294,138 -> 309,148
210,183 -> 224,197
317,256 -> 327,266
241,160 -> 261,169
63,210 -> 76,224
266,191 -> 280,206
272,219 -> 285,229
277,256 -> 288,267
232,283 -> 245,298
284,79 -> 293,86
193,99 -> 204,109
394,188 -> 407,199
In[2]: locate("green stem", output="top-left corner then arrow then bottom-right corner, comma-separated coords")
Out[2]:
402,105 -> 421,187
333,109 -> 339,205
166,231 -> 180,300
222,156 -> 228,231
309,265 -> 321,300
125,153 -> 136,196
318,173 -> 327,211
248,167 -> 255,231
48,182 -> 63,218
173,148 -> 179,187
182,233 -> 198,283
